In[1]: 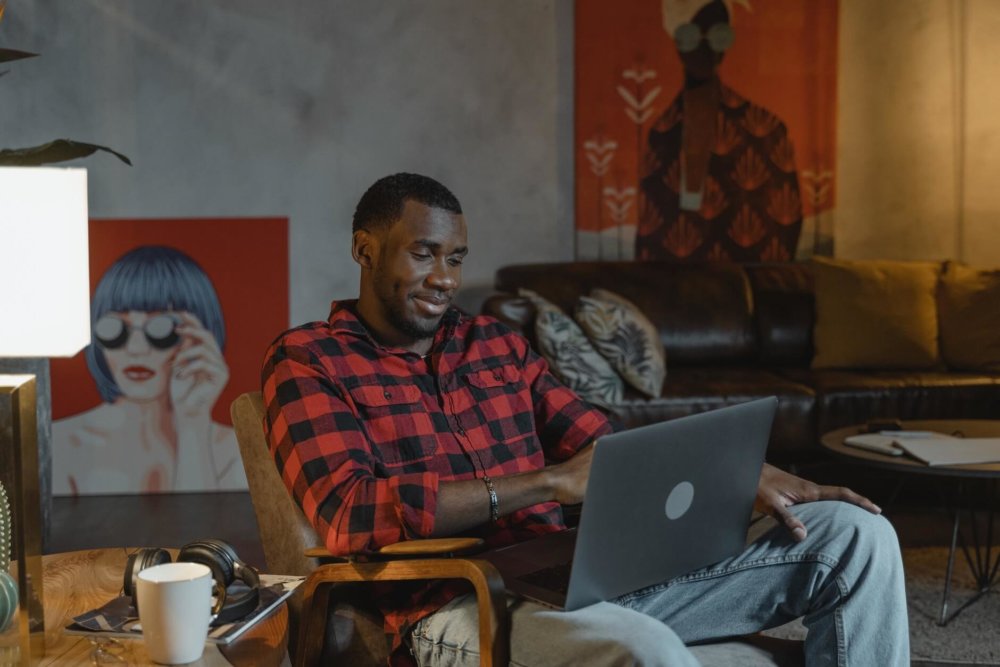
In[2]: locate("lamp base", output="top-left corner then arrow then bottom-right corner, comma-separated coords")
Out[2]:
0,360 -> 50,552
0,374 -> 46,664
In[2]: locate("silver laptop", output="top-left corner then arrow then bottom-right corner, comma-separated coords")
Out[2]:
484,397 -> 777,611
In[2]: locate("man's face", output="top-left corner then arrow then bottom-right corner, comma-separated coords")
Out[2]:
365,200 -> 468,345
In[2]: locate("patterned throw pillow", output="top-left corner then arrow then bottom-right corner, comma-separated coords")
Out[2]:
574,289 -> 666,398
519,289 -> 624,407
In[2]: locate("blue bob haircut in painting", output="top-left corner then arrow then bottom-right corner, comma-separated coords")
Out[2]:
85,245 -> 226,403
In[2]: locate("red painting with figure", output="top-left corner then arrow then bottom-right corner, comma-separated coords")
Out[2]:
50,218 -> 289,496
575,0 -> 838,261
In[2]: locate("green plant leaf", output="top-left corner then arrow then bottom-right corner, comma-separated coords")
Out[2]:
0,139 -> 132,166
0,47 -> 37,64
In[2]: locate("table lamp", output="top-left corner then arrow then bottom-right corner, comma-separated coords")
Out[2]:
0,166 -> 89,663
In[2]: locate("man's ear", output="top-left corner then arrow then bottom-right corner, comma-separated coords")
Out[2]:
352,229 -> 378,269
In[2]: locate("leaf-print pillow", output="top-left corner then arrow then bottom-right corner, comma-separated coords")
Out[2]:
574,289 -> 666,398
518,288 -> 624,407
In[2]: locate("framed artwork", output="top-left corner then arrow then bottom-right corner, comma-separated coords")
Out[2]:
50,218 -> 288,495
575,0 -> 838,261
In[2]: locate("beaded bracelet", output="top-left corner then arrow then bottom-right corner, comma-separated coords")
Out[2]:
482,475 -> 499,523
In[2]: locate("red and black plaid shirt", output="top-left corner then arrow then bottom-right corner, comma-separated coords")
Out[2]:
261,300 -> 611,664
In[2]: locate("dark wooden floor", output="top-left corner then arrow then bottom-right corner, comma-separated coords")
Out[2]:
47,487 -> 995,667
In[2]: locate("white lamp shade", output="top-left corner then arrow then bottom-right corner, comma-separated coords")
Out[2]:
0,167 -> 90,357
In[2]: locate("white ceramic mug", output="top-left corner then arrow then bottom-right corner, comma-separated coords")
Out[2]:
136,562 -> 214,665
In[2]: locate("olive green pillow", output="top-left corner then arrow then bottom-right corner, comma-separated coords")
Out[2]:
938,262 -> 1000,370
811,257 -> 942,369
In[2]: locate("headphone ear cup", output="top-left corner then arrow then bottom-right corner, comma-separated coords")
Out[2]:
178,539 -> 259,625
123,548 -> 171,605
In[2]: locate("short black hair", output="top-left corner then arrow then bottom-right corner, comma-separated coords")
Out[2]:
352,173 -> 463,234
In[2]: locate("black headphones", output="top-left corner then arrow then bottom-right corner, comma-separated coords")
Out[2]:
123,539 -> 260,625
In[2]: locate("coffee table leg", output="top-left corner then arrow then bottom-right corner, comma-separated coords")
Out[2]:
938,479 -> 1000,626
938,498 -> 961,625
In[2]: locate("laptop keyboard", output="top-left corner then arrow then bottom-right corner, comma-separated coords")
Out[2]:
516,561 -> 573,595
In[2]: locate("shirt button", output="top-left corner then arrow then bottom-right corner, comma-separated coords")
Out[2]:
383,390 -> 391,399
493,372 -> 502,381
458,427 -> 466,436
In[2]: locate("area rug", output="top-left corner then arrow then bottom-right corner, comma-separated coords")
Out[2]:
762,547 -> 1000,665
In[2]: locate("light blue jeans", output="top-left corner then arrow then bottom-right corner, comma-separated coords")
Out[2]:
408,501 -> 909,666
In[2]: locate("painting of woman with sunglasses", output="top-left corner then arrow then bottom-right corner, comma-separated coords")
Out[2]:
52,245 -> 247,494
636,0 -> 804,262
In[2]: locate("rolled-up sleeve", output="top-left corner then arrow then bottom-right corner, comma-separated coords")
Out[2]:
261,339 -> 439,556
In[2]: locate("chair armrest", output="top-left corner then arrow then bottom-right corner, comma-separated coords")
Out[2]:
303,536 -> 485,560
295,557 -> 509,667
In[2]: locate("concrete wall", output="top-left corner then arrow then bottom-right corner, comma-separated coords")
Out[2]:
6,0 -> 1000,300
2,0 -> 574,322
837,0 -> 1000,264
961,0 -> 1000,266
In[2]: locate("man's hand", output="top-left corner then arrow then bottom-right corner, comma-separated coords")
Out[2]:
754,463 -> 881,542
548,443 -> 595,505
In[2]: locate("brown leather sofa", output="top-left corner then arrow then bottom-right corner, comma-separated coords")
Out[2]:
482,261 -> 1000,466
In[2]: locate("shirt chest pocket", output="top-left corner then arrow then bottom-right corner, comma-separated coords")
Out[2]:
462,366 -> 520,392
348,383 -> 437,467
460,366 -> 534,436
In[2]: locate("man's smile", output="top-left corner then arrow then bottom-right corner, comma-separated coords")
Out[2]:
412,293 -> 450,316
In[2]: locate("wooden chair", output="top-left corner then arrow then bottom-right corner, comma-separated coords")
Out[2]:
233,391 -> 803,667
230,391 -> 509,667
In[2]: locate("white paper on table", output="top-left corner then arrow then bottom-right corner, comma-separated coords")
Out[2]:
894,437 -> 1000,466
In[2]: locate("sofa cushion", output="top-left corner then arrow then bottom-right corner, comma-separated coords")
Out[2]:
938,262 -> 1000,371
745,263 -> 814,367
519,289 -> 624,407
779,369 -> 1000,435
606,368 -> 816,463
811,257 -> 941,370
574,289 -> 666,398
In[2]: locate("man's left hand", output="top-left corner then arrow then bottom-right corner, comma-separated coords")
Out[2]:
754,463 -> 881,542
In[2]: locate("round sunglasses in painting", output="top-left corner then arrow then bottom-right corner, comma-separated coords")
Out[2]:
673,22 -> 734,54
93,314 -> 180,350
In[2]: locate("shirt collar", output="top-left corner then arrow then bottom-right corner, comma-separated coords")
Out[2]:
327,299 -> 462,356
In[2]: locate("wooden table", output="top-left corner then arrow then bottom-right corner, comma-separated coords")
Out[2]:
821,419 -> 1000,625
38,548 -> 289,666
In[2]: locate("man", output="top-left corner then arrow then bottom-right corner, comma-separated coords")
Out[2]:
262,173 -> 909,666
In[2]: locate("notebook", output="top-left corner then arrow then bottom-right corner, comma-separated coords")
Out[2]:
894,437 -> 1000,466
484,397 -> 776,611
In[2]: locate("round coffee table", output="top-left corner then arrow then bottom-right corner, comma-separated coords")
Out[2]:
821,419 -> 1000,625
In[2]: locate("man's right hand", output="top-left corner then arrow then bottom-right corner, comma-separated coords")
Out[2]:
548,443 -> 595,505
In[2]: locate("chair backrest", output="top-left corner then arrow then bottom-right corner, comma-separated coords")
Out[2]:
231,391 -> 390,665
231,391 -> 323,576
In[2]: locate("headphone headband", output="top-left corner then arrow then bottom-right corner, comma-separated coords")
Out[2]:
124,540 -> 260,625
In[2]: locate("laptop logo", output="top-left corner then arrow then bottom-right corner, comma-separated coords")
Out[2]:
664,481 -> 695,520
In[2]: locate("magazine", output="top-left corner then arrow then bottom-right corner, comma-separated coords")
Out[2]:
64,573 -> 303,645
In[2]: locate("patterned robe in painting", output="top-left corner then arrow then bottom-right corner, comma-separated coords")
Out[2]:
637,84 -> 802,262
